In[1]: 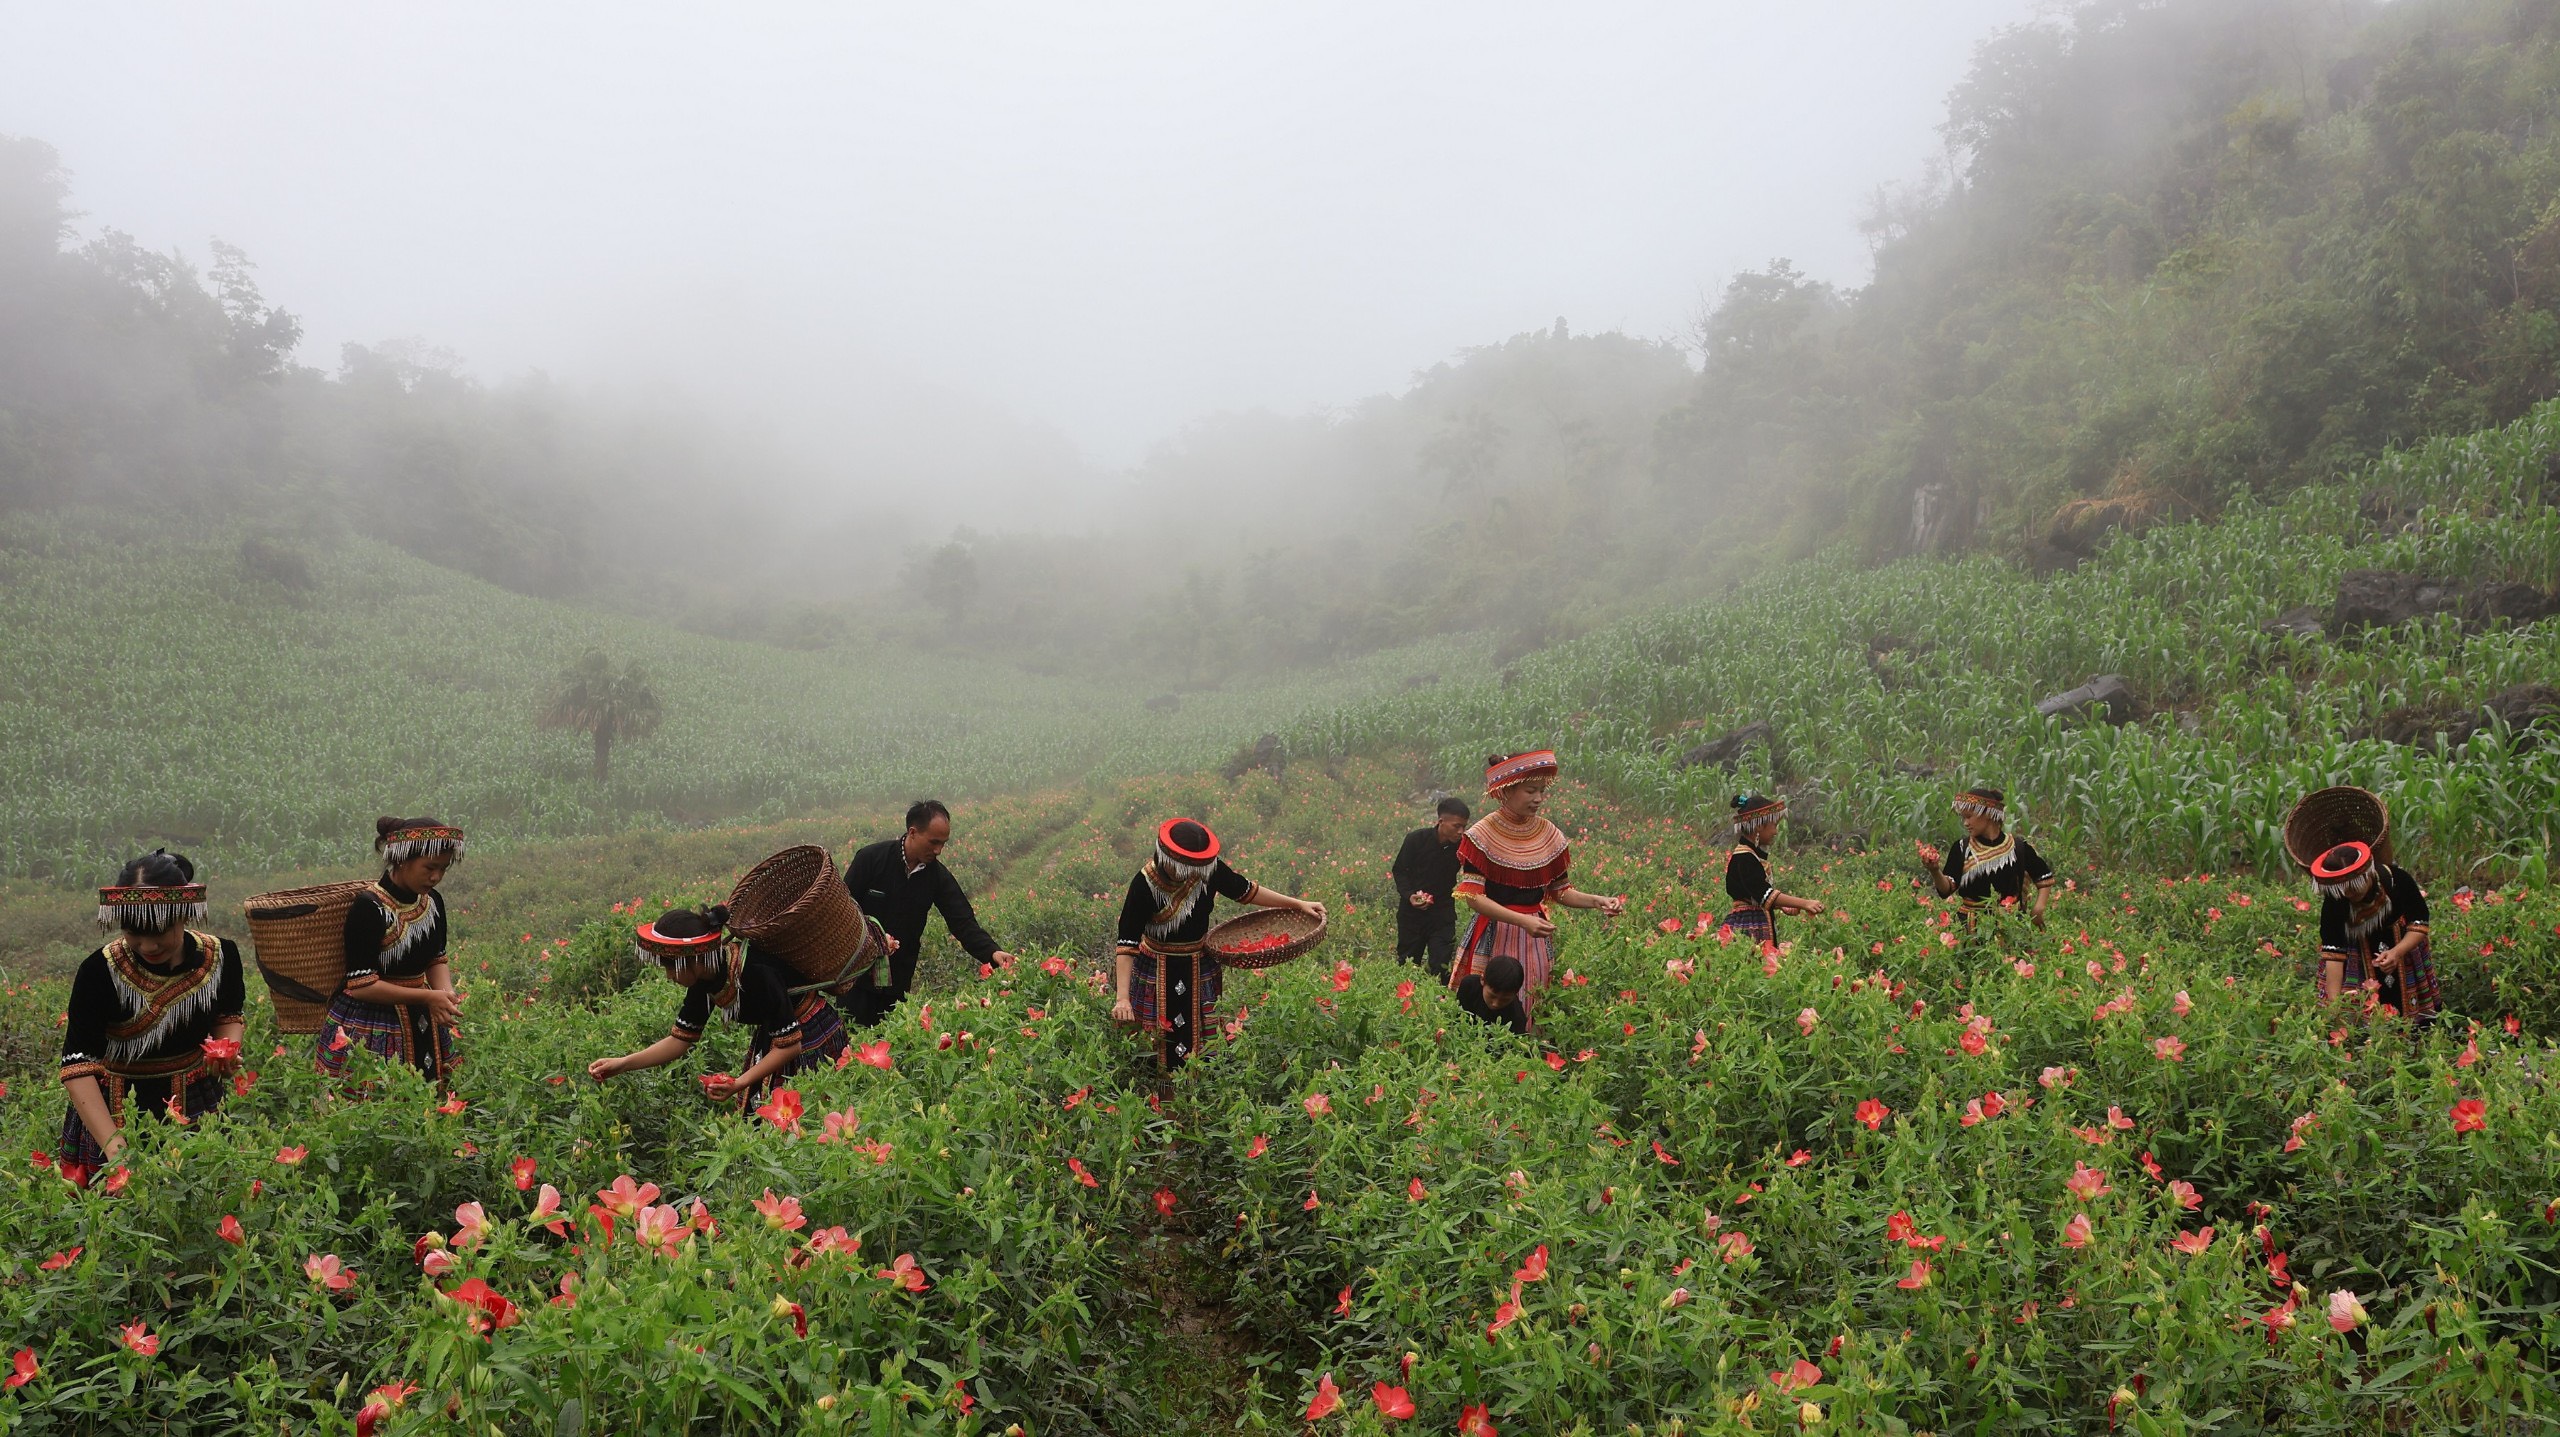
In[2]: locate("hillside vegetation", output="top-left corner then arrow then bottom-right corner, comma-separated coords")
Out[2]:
1292,400 -> 2560,883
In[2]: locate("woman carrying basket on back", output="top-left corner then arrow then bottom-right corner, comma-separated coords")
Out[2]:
586,904 -> 851,1107
2309,841 -> 2437,1025
56,850 -> 246,1187
1113,819 -> 1325,1070
1446,752 -> 1626,1029
317,817 -> 463,1086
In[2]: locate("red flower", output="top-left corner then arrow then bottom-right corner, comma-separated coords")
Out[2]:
1245,1134 -> 1268,1159
200,1036 -> 241,1062
1335,1284 -> 1353,1316
756,1088 -> 805,1130
2168,1226 -> 2214,1256
441,1278 -> 520,1335
1305,1372 -> 1342,1420
754,1190 -> 808,1232
118,1321 -> 159,1356
855,1041 -> 894,1070
1513,1244 -> 1549,1283
275,1146 -> 308,1166
1854,1098 -> 1890,1130
877,1252 -> 929,1292
1487,1290 -> 1523,1339
435,1094 -> 467,1116
1407,1177 -> 1429,1201
2066,1162 -> 2111,1202
1786,1149 -> 1812,1167
1458,1401 -> 1499,1436
217,1214 -> 244,1245
1373,1382 -> 1416,1420
105,1167 -> 129,1194
1153,1187 -> 1178,1218
1062,1085 -> 1089,1110
509,1157 -> 537,1191
1543,1050 -> 1566,1072
1718,1231 -> 1754,1262
1769,1359 -> 1822,1392
1651,1140 -> 1680,1166
38,1247 -> 79,1272
5,1349 -> 37,1389
1068,1157 -> 1101,1188
1896,1259 -> 1932,1289
2450,1098 -> 2487,1134
1885,1211 -> 1917,1244
1304,1190 -> 1322,1210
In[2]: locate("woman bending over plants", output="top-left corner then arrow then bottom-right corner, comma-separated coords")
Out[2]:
588,905 -> 852,1106
1721,792 -> 1824,946
1114,818 -> 1325,1069
57,850 -> 246,1186
1917,785 -> 2057,928
2309,841 -> 2437,1023
1446,752 -> 1626,1028
318,816 -> 463,1086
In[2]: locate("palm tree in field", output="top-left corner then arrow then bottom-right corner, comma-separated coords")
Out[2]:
539,650 -> 663,786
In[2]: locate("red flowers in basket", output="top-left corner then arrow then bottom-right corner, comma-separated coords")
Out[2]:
1221,932 -> 1295,956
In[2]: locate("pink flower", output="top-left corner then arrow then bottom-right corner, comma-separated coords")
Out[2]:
118,1321 -> 158,1356
304,1253 -> 355,1292
529,1184 -> 569,1235
2061,1213 -> 2092,1249
633,1203 -> 685,1257
275,1146 -> 308,1166
2039,1066 -> 2073,1090
819,1109 -> 861,1143
876,1252 -> 929,1292
1662,1286 -> 1693,1308
807,1225 -> 861,1256
2172,990 -> 2193,1017
2327,1289 -> 2367,1332
2168,1226 -> 2214,1256
1303,1093 -> 1333,1117
595,1174 -> 660,1219
754,1190 -> 808,1231
855,1040 -> 894,1070
1718,1231 -> 1754,1262
1896,1259 -> 1932,1289
452,1201 -> 488,1249
2107,1106 -> 2135,1130
2066,1162 -> 2111,1202
1797,1007 -> 1819,1036
2153,1035 -> 2187,1062
2167,1180 -> 2201,1211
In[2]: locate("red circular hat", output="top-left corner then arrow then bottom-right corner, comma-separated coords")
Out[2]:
1157,818 -> 1220,863
2309,840 -> 2373,882
634,919 -> 726,957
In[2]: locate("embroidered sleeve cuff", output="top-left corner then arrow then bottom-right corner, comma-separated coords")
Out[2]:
343,965 -> 380,982
60,1059 -> 106,1083
2034,876 -> 2057,888
769,1021 -> 803,1043
671,1021 -> 705,1039
1240,883 -> 1261,904
1454,877 -> 1487,897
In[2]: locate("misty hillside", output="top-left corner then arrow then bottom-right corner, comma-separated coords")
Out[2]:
14,0 -> 2560,689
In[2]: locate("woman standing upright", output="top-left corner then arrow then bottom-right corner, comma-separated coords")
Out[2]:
318,817 -> 463,1085
1918,786 -> 2058,928
1113,819 -> 1326,1070
1721,792 -> 1824,947
1447,752 -> 1626,1028
57,851 -> 246,1186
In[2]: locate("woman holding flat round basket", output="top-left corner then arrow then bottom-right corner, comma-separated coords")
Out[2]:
1113,818 -> 1324,1070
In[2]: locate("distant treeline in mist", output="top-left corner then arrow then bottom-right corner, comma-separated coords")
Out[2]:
8,0 -> 2560,689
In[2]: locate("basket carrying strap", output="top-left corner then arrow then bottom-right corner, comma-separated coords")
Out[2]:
784,919 -> 886,996
254,956 -> 335,1005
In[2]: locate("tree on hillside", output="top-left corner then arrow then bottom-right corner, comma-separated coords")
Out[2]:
538,650 -> 663,786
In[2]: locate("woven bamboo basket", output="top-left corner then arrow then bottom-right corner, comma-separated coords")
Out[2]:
243,880 -> 373,1032
727,845 -> 878,992
2283,786 -> 2393,871
1204,907 -> 1326,971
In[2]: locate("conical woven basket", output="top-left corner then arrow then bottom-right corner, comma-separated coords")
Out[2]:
243,880 -> 373,1033
727,845 -> 877,992
2283,786 -> 2393,871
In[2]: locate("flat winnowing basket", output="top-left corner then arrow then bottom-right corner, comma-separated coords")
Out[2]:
2284,786 -> 2393,871
243,880 -> 373,1032
1204,907 -> 1326,971
727,845 -> 877,992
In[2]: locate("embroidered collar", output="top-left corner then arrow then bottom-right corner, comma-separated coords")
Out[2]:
1143,861 -> 1213,934
1466,814 -> 1569,873
368,881 -> 441,967
101,931 -> 224,1059
1958,832 -> 2018,883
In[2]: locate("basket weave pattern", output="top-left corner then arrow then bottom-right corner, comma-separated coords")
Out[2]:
2284,786 -> 2393,870
242,880 -> 374,1033
727,846 -> 876,990
1204,907 -> 1327,971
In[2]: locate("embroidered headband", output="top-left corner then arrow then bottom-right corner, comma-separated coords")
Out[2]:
2310,841 -> 2374,896
377,825 -> 466,864
1157,818 -> 1220,865
1484,751 -> 1559,795
96,883 -> 209,930
1730,792 -> 1787,823
1953,787 -> 2007,821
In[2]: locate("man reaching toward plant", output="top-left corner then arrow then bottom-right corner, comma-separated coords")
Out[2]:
840,801 -> 1014,1027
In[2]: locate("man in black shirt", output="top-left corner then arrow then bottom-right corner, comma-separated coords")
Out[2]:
1454,953 -> 1528,1036
841,800 -> 1013,1027
1391,797 -> 1470,977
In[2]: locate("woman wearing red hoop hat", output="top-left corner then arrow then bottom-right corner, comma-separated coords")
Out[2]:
586,904 -> 850,1107
1445,752 -> 1626,1028
1113,819 -> 1325,1069
2309,840 -> 2436,1022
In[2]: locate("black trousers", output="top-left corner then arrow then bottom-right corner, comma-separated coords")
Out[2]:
841,942 -> 920,1028
1397,901 -> 1457,977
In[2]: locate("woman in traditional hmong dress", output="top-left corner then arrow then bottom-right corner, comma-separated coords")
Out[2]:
1113,819 -> 1326,1070
57,851 -> 246,1187
317,816 -> 463,1085
1918,786 -> 2057,929
1446,752 -> 1626,1028
586,904 -> 850,1108
1720,792 -> 1825,946
2309,840 -> 2437,1024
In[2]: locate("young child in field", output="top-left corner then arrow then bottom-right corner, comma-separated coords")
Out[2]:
1721,792 -> 1824,946
57,850 -> 246,1186
1447,752 -> 1626,1027
2309,841 -> 2437,1024
1114,819 -> 1326,1070
1917,786 -> 2057,928
1453,953 -> 1529,1036
587,904 -> 851,1107
318,816 -> 464,1086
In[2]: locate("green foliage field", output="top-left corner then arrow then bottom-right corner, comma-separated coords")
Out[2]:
3,765 -> 2556,1433
0,510 -> 1478,882
1290,400 -> 2560,884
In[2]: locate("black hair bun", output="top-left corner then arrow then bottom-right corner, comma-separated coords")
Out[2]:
704,903 -> 729,929
1487,754 -> 1510,768
375,815 -> 402,839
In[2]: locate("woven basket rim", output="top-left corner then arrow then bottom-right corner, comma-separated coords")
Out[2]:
1205,907 -> 1327,970
2283,786 -> 2391,869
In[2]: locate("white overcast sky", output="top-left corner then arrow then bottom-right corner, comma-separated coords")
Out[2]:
2,1 -> 2036,496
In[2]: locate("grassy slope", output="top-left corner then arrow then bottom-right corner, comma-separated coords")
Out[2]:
0,509 -> 1481,881
1289,400 -> 2560,883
